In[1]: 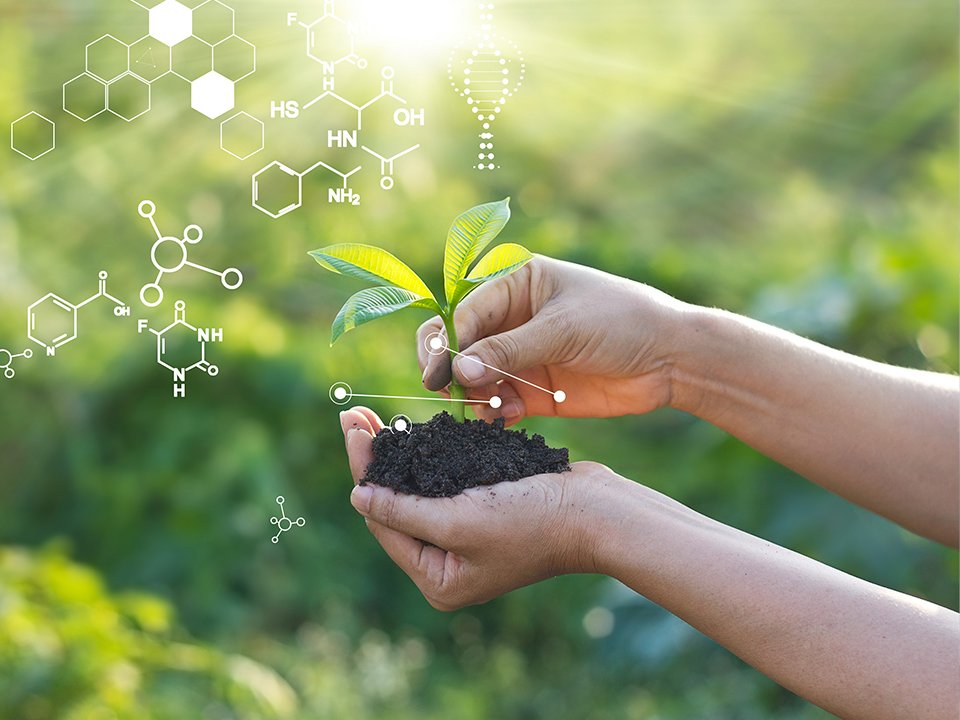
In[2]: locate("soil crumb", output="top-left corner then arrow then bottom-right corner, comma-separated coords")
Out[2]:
363,412 -> 571,497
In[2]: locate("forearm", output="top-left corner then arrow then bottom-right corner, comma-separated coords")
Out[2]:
668,305 -> 960,545
587,478 -> 960,720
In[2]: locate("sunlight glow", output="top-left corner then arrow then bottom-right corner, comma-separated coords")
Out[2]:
358,0 -> 470,55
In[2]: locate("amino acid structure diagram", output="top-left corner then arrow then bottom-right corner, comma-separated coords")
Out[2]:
271,495 -> 306,543
138,200 -> 243,308
251,1 -> 426,219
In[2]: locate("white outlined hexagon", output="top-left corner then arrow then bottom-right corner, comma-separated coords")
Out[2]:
149,0 -> 193,47
252,161 -> 303,219
27,294 -> 78,353
213,35 -> 256,82
192,0 -> 235,44
190,70 -> 234,119
129,35 -> 172,82
85,34 -> 130,83
10,112 -> 56,160
171,36 -> 214,82
63,73 -> 108,122
107,73 -> 152,121
220,111 -> 264,160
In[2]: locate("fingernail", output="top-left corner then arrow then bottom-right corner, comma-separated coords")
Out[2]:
455,354 -> 484,383
351,485 -> 373,514
502,400 -> 523,420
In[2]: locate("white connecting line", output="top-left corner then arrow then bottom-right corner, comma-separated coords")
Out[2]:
350,392 -> 498,406
427,333 -> 567,403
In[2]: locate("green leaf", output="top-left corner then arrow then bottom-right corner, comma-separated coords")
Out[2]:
331,287 -> 440,345
443,198 -> 511,305
309,244 -> 435,301
450,243 -> 533,307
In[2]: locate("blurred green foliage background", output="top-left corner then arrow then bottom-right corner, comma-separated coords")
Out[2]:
0,0 -> 957,717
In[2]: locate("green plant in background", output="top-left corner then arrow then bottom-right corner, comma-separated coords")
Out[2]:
309,198 -> 531,421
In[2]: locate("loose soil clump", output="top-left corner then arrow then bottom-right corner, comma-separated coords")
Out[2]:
363,412 -> 571,497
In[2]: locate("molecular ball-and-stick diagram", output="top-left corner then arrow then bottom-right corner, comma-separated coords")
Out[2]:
271,495 -> 306,543
0,348 -> 33,380
138,200 -> 243,308
448,2 -> 526,171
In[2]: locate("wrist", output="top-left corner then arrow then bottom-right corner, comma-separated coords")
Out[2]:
666,305 -> 731,416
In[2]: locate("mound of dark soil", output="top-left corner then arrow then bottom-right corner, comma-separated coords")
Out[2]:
363,412 -> 571,497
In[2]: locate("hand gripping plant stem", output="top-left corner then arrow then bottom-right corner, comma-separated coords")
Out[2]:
309,198 -> 531,422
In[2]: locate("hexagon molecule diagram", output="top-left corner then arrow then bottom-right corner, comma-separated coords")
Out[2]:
191,70 -> 235,119
10,112 -> 55,160
138,300 -> 224,399
220,111 -> 264,160
149,0 -> 193,47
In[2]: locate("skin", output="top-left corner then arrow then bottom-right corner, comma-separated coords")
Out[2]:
339,256 -> 960,720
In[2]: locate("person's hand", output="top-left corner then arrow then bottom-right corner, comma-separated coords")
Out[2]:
339,407 -> 618,610
417,256 -> 690,425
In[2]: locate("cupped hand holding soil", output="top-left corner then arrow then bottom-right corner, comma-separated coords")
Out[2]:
340,407 -> 612,610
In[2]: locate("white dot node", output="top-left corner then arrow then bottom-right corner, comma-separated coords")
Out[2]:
490,396 -> 503,409
554,390 -> 567,403
334,387 -> 347,400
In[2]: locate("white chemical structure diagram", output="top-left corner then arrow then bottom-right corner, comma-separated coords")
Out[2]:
27,271 -> 131,357
10,0 -> 262,162
137,200 -> 243,308
0,348 -> 33,380
251,2 -> 426,219
10,112 -> 56,161
137,300 -> 223,398
287,2 -> 367,80
448,2 -> 526,170
270,495 -> 306,543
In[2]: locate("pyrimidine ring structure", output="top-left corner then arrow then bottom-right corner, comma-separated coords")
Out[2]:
138,200 -> 243,308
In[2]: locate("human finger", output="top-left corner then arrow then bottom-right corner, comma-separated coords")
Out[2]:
350,484 -> 455,547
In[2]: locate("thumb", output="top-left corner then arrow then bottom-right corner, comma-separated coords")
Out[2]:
453,319 -> 552,388
351,484 -> 453,546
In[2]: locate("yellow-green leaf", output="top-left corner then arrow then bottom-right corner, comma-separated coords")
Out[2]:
443,198 -> 511,305
309,244 -> 435,301
450,243 -> 533,307
331,287 -> 440,345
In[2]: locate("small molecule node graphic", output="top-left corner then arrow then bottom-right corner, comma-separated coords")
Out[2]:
271,495 -> 306,543
138,200 -> 243,308
137,300 -> 224,398
0,348 -> 33,380
27,271 -> 130,357
448,2 -> 526,170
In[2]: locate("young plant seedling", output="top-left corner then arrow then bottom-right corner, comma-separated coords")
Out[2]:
309,198 -> 532,422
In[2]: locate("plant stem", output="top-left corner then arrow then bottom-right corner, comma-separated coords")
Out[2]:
442,312 -> 466,422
